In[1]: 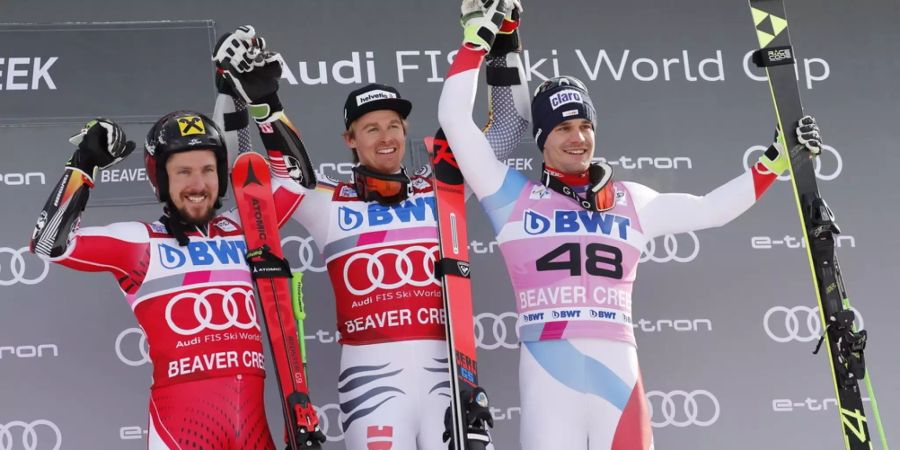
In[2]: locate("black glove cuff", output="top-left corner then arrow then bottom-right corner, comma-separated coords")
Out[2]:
255,92 -> 283,112
486,65 -> 521,86
223,109 -> 250,131
67,149 -> 97,176
488,29 -> 521,57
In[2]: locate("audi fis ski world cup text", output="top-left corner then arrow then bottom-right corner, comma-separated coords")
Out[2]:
272,48 -> 830,88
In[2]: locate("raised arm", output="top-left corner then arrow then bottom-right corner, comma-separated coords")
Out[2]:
482,7 -> 531,162
439,1 -> 524,200
634,117 -> 824,238
213,26 -> 331,242
29,120 -> 149,291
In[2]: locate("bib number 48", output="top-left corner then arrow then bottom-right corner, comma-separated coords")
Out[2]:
535,243 -> 623,279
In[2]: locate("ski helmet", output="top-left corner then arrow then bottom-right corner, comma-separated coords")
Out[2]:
144,111 -> 228,204
531,76 -> 596,151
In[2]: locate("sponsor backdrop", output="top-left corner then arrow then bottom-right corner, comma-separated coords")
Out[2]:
1,1 -> 897,449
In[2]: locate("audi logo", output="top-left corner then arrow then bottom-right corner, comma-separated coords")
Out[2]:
343,245 -> 439,296
640,232 -> 699,264
473,312 -> 519,350
0,247 -> 49,286
165,287 -> 259,336
0,419 -> 61,450
282,235 -> 326,273
315,403 -> 344,442
743,144 -> 843,181
763,305 -> 864,343
115,327 -> 150,367
646,390 -> 720,428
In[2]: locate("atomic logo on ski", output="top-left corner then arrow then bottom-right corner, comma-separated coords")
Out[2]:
751,8 -> 788,46
242,163 -> 264,187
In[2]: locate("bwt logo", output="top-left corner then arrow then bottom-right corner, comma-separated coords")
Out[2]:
522,209 -> 630,238
646,389 -> 720,428
751,235 -> 856,250
743,144 -> 843,181
0,344 -> 58,360
115,327 -> 150,367
0,57 -> 58,91
157,240 -> 247,270
0,419 -> 62,450
551,310 -> 581,319
764,305 -> 864,343
549,89 -> 583,109
0,172 -> 46,186
337,197 -> 436,232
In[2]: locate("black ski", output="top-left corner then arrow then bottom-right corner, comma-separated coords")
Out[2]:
746,1 -> 887,448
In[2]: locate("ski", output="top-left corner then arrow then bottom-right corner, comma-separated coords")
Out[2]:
746,1 -> 888,449
429,130 -> 492,450
231,152 -> 324,449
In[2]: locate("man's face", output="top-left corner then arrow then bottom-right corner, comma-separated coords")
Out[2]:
166,150 -> 219,225
542,118 -> 595,175
344,109 -> 407,174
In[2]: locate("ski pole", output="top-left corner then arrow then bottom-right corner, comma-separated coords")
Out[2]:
291,271 -> 307,365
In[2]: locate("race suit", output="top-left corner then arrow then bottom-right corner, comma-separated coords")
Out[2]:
438,45 -> 782,450
30,149 -> 307,449
230,55 -> 527,450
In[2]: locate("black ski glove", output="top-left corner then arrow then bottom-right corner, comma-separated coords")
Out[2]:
67,118 -> 136,178
213,25 -> 284,122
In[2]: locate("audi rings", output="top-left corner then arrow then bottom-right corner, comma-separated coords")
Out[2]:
646,389 -> 720,428
473,312 -> 519,350
764,305 -> 864,343
0,247 -> 49,286
315,403 -> 344,442
282,235 -> 326,273
743,144 -> 843,181
343,245 -> 439,296
165,287 -> 259,336
0,419 -> 62,450
640,232 -> 700,264
115,327 -> 150,367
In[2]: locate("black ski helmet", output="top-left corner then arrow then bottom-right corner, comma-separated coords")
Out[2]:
144,111 -> 228,204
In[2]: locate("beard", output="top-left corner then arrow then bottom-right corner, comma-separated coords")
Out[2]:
175,203 -> 217,226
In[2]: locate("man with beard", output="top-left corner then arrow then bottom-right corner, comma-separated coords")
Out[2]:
211,22 -> 527,449
29,111 -> 321,449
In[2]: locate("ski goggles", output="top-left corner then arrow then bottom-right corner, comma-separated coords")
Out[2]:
353,165 -> 411,205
